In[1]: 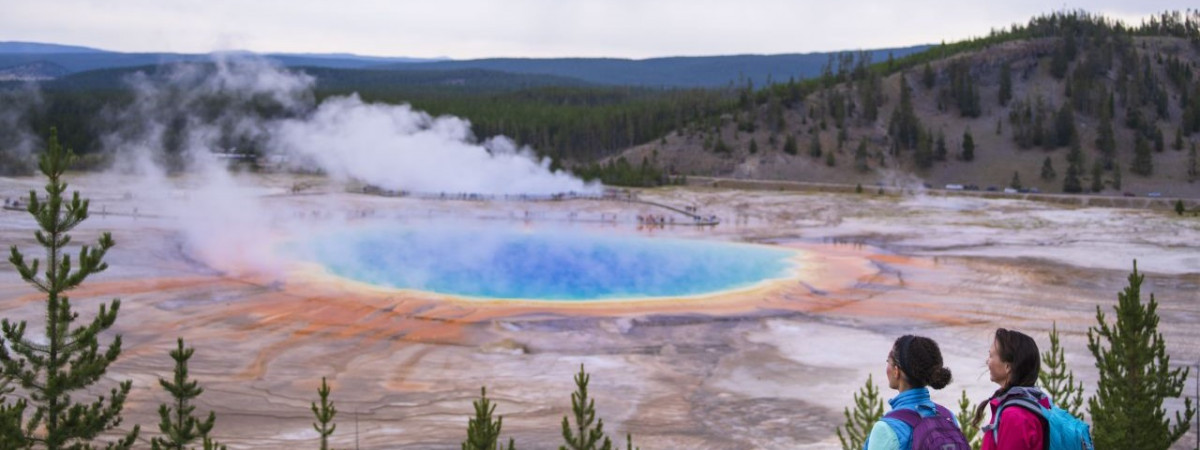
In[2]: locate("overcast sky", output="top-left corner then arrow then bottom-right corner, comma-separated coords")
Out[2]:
0,0 -> 1184,59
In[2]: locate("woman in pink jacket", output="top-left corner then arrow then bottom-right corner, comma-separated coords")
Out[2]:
972,328 -> 1049,450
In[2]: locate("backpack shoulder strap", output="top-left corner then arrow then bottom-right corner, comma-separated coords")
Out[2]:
933,404 -> 954,420
883,408 -> 922,429
987,396 -> 1051,450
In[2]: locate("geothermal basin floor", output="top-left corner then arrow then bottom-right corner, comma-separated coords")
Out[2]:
1,173 -> 1198,449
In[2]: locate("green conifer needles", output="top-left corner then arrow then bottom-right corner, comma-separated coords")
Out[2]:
836,374 -> 884,450
1087,261 -> 1195,449
152,338 -> 223,450
0,128 -> 138,449
312,377 -> 337,450
561,365 -> 612,450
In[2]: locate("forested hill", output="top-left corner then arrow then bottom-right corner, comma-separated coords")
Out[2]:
372,47 -> 931,88
39,65 -> 597,92
600,10 -> 1200,198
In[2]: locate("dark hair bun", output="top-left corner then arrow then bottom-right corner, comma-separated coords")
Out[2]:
928,366 -> 953,389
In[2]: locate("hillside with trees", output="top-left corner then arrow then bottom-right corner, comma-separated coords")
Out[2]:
613,10 -> 1200,197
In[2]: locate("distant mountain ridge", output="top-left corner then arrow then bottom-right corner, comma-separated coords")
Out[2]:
0,41 -> 930,88
375,47 -> 932,87
0,41 -> 106,54
0,41 -> 448,76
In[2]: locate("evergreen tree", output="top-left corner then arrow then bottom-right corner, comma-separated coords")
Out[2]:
859,72 -> 881,123
1063,141 -> 1084,193
1039,323 -> 1085,418
713,137 -> 731,154
1153,127 -> 1164,153
998,62 -> 1013,106
1010,171 -> 1022,190
1041,156 -> 1057,180
922,63 -> 935,89
955,390 -> 981,450
1175,199 -> 1186,216
1050,45 -> 1069,79
914,129 -> 933,169
312,377 -> 337,450
561,365 -> 612,450
1087,261 -> 1196,449
748,138 -> 758,154
152,338 -> 224,450
1174,127 -> 1184,151
1091,160 -> 1105,192
464,387 -> 515,450
1096,109 -> 1117,169
854,139 -> 870,173
1054,103 -> 1076,147
783,134 -> 798,156
1131,134 -> 1154,176
888,75 -> 921,151
0,128 -> 139,449
836,375 -> 884,450
825,150 -> 836,167
935,129 -> 948,161
809,133 -> 823,159
1063,164 -> 1083,193
961,129 -> 975,162
0,378 -> 27,446
1188,143 -> 1198,182
1113,163 -> 1122,190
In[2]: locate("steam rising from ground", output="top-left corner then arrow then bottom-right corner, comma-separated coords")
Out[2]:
0,86 -> 42,175
83,55 -> 598,275
102,56 -> 594,195
272,95 -> 595,194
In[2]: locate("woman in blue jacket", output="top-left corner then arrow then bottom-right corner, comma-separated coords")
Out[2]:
864,335 -> 962,449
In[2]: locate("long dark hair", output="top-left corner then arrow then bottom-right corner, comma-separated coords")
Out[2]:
971,328 -> 1040,427
891,335 -> 953,389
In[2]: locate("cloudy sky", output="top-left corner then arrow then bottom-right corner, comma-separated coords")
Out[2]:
0,0 -> 1183,59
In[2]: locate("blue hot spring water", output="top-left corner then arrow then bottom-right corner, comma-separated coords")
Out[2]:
294,227 -> 798,301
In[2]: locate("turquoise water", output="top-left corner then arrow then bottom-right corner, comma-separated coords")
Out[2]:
296,227 -> 798,301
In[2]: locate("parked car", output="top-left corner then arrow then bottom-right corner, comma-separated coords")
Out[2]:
1147,192 -> 1162,197
1029,188 -> 1040,193
1123,192 -> 1136,197
986,186 -> 998,192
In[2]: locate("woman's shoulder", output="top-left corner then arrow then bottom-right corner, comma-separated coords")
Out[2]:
866,419 -> 901,450
997,401 -> 1043,425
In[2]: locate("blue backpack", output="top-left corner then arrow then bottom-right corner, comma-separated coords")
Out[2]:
884,404 -> 970,450
984,387 -> 1094,450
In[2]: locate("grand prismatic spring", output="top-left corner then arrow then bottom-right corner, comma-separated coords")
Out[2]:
1,172 -> 1198,449
295,226 -> 800,301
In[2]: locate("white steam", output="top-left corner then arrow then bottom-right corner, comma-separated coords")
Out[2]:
93,55 -> 598,276
0,85 -> 43,175
270,94 -> 596,194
